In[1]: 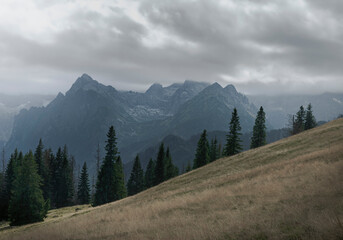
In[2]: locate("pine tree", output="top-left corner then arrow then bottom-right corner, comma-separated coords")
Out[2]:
193,130 -> 210,169
114,156 -> 127,200
164,147 -> 175,181
50,148 -> 60,208
34,139 -> 50,201
8,151 -> 47,226
94,126 -> 118,206
77,162 -> 90,204
0,150 -> 20,220
209,137 -> 219,162
127,155 -> 145,196
224,108 -> 242,156
57,146 -> 74,207
154,143 -> 165,185
304,103 -> 316,130
144,159 -> 155,188
250,106 -> 267,149
293,106 -> 306,134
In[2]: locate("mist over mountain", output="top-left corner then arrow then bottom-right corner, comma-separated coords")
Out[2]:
5,74 -> 257,173
0,94 -> 54,145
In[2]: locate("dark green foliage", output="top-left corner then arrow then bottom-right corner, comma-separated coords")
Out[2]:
250,106 -> 267,149
127,155 -> 145,196
224,108 -> 242,156
94,126 -> 118,206
77,162 -> 90,204
154,143 -> 165,185
304,103 -> 316,130
8,151 -> 47,226
34,139 -> 50,201
94,126 -> 126,206
164,147 -> 178,181
50,147 -> 74,208
144,159 -> 155,188
209,137 -> 219,162
193,130 -> 210,169
114,156 -> 127,200
293,106 -> 306,134
0,150 -> 20,220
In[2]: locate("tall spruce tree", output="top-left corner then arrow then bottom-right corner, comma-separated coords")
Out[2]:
77,162 -> 90,204
127,155 -> 145,196
57,146 -> 74,208
209,137 -> 219,162
34,139 -> 50,201
94,126 -> 118,206
293,105 -> 306,134
114,156 -> 127,200
304,103 -> 316,130
224,108 -> 242,156
164,147 -> 176,181
0,150 -> 20,220
8,151 -> 47,226
144,159 -> 155,188
154,143 -> 165,185
250,106 -> 267,149
193,130 -> 210,169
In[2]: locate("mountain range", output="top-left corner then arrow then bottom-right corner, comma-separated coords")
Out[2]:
5,74 -> 257,173
4,74 -> 343,176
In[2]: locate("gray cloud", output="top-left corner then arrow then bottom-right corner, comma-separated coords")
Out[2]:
0,0 -> 342,95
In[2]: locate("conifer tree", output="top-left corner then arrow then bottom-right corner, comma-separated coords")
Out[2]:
0,150 -> 20,220
34,139 -> 50,201
57,146 -> 74,207
144,159 -> 155,188
250,106 -> 267,149
304,103 -> 316,130
209,137 -> 219,162
42,149 -> 53,204
94,126 -> 118,206
193,130 -> 210,169
127,155 -> 145,196
8,151 -> 47,226
293,105 -> 306,134
154,143 -> 165,185
224,108 -> 242,156
77,162 -> 90,204
164,147 -> 175,181
114,156 -> 127,200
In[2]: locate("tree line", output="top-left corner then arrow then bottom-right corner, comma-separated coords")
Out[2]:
291,104 -> 316,135
192,106 -> 267,170
0,104 -> 317,226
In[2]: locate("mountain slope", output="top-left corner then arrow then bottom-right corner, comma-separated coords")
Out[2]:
2,119 -> 342,240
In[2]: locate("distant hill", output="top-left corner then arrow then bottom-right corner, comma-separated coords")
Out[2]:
123,128 -> 290,180
249,93 -> 343,129
5,74 -> 257,173
2,118 -> 342,239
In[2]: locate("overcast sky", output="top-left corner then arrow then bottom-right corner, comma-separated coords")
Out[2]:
0,0 -> 342,96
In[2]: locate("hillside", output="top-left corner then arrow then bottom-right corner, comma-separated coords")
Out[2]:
1,119 -> 343,240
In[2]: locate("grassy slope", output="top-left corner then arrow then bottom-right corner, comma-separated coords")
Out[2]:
1,119 -> 343,240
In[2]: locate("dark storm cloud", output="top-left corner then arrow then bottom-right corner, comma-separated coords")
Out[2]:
0,0 -> 342,95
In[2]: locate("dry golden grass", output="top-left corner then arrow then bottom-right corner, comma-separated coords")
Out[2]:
1,119 -> 343,240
